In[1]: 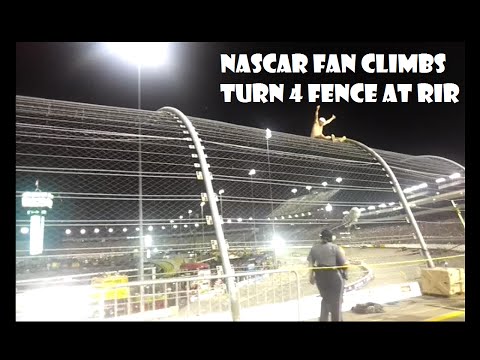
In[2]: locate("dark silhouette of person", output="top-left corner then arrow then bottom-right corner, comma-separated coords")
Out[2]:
307,229 -> 348,321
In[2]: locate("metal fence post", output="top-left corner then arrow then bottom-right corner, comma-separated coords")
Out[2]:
346,138 -> 435,268
158,106 -> 241,321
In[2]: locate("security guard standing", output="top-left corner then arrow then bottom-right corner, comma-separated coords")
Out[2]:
307,229 -> 348,321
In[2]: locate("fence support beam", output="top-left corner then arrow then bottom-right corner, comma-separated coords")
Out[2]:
158,106 -> 241,321
346,138 -> 435,268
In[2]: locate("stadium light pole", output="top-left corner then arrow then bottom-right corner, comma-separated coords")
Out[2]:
265,129 -> 276,240
103,42 -> 169,311
248,169 -> 257,249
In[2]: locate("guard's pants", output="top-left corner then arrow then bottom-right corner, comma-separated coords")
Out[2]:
315,269 -> 344,321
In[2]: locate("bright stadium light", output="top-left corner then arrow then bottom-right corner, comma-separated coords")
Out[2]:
294,214 -> 299,217
144,235 -> 153,247
65,229 -> 71,235
218,189 -> 225,195
21,227 -> 29,234
148,225 -> 153,231
162,226 -> 166,230
194,223 -> 199,227
291,188 -> 297,194
306,185 -> 312,191
184,224 -> 188,228
325,203 -> 333,212
173,225 -> 178,229
436,178 -> 446,183
281,216 -> 285,219
104,42 -> 169,67
301,213 -> 305,217
80,229 -> 86,235
265,128 -> 272,139
123,227 -> 128,232
108,228 -> 113,233
307,212 -> 312,216
135,227 -> 139,231
188,209 -> 193,214
336,177 -> 343,183
449,172 -> 461,179
227,218 -> 232,223
322,181 -> 328,187
249,217 -> 253,220
388,202 -> 395,206
237,218 -> 243,222
249,169 -> 256,176
170,220 -> 175,223
378,203 -> 387,208
367,205 -> 375,210
179,215 -> 183,219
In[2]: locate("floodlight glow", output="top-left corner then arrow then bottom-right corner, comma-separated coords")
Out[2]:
170,220 -> 175,223
306,186 -> 312,191
218,189 -> 225,195
388,202 -> 395,206
449,173 -> 461,179
281,216 -> 285,219
200,202 -> 206,207
271,235 -> 286,250
322,182 -> 328,187
108,228 -> 113,233
20,227 -> 29,234
162,226 -> 166,230
65,229 -> 71,235
146,249 -> 151,259
274,217 -> 278,220
301,213 -> 305,216
336,177 -> 343,183
249,169 -> 256,176
227,219 -> 232,223
194,223 -> 199,227
148,225 -> 153,231
291,188 -> 297,194
325,203 -> 333,212
237,218 -> 242,222
104,42 -> 169,67
294,214 -> 299,217
80,229 -> 86,235
378,203 -> 387,208
144,234 -> 153,247
135,227 -> 139,231
307,212 -> 312,215
173,225 -> 178,229
367,205 -> 375,210
249,217 -> 253,220
436,178 -> 446,184
266,128 -> 272,139
188,209 -> 193,214
94,228 -> 100,233
288,215 -> 292,218
179,216 -> 183,220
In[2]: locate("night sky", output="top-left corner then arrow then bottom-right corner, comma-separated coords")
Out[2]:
16,42 -> 465,165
